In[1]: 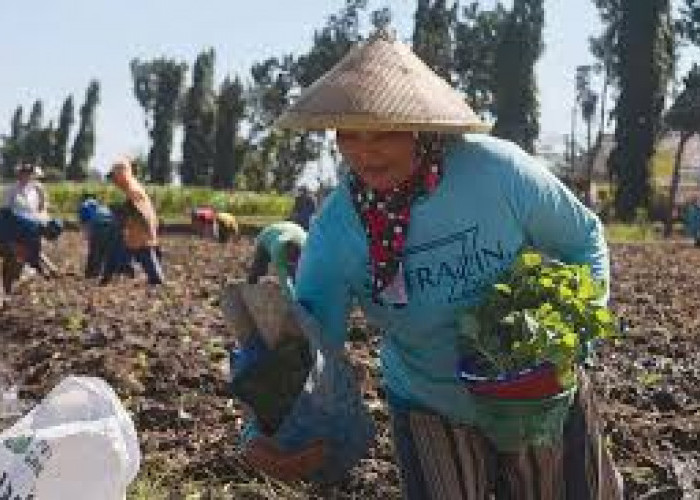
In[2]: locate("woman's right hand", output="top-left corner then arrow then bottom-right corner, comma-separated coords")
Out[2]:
243,436 -> 326,482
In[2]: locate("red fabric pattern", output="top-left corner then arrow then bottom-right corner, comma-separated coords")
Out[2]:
349,136 -> 445,305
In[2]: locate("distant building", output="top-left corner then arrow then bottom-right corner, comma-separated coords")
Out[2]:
535,141 -> 568,175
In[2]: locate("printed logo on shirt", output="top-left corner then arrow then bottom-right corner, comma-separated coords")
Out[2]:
403,225 -> 514,305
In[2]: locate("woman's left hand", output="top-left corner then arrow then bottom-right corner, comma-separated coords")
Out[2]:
243,436 -> 326,482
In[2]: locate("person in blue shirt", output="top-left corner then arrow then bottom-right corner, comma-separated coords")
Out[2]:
239,30 -> 622,498
683,196 -> 700,247
78,196 -> 134,283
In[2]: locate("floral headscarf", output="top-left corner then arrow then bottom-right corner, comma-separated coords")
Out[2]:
349,136 -> 445,306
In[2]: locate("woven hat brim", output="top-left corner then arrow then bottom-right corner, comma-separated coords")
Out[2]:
275,32 -> 489,133
276,111 -> 491,133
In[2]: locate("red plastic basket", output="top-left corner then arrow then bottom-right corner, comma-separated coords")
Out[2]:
458,359 -> 563,400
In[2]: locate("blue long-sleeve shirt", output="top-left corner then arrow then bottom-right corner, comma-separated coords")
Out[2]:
295,134 -> 609,424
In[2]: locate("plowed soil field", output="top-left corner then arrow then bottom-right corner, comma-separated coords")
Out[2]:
1,233 -> 698,499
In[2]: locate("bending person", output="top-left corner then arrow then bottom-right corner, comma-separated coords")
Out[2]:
247,221 -> 307,299
107,159 -> 164,285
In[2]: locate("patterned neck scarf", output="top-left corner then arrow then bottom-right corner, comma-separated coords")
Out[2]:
349,136 -> 445,306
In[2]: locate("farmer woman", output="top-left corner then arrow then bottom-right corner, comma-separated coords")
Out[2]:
0,164 -> 60,290
78,196 -> 134,282
107,159 -> 164,285
215,212 -> 239,243
2,164 -> 49,220
247,221 -> 307,298
241,30 -> 622,498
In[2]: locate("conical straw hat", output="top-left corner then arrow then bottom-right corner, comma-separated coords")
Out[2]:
276,29 -> 488,133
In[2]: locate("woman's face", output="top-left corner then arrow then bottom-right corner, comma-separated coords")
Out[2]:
336,131 -> 415,191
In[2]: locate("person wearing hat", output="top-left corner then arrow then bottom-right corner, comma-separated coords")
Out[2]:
0,163 -> 61,289
191,205 -> 217,238
238,29 -> 622,498
107,159 -> 164,285
2,163 -> 48,221
247,220 -> 307,299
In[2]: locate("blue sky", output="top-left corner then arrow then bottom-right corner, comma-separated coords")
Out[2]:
1,0 -> 697,183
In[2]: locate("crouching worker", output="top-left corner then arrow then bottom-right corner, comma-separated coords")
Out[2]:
247,221 -> 306,297
1,164 -> 62,293
0,208 -> 61,294
191,206 -> 216,238
221,281 -> 373,484
78,196 -> 134,282
214,212 -> 239,243
107,159 -> 164,285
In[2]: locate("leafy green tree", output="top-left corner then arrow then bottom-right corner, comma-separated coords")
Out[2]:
454,2 -> 508,116
492,0 -> 545,153
677,0 -> 700,43
68,81 -> 100,180
10,106 -> 23,140
182,49 -> 217,186
413,0 -> 458,81
24,100 -> 46,165
53,95 -> 74,173
294,0 -> 368,87
576,66 -> 599,157
213,76 -> 246,189
576,65 -> 600,205
608,0 -> 675,220
371,6 -> 392,31
238,138 -> 268,192
664,64 -> 700,235
249,56 -> 323,192
131,58 -> 187,184
27,100 -> 43,132
590,0 -> 622,85
590,0 -> 623,184
1,106 -> 24,178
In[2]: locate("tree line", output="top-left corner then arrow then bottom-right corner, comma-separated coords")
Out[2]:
0,0 -> 546,192
4,0 -> 700,221
1,81 -> 99,181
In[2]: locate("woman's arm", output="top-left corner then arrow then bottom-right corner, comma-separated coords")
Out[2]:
240,215 -> 351,480
294,217 -> 352,349
503,144 -> 610,302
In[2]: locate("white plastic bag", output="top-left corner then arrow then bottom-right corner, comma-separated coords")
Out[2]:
0,376 -> 140,500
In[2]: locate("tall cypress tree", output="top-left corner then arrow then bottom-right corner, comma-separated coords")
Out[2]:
454,2 -> 508,116
412,0 -> 457,81
182,49 -> 216,186
492,0 -> 544,153
131,58 -> 187,184
53,95 -> 74,173
68,81 -> 100,180
609,0 -> 674,220
212,77 -> 246,189
24,100 -> 45,164
27,100 -> 43,132
2,106 -> 24,178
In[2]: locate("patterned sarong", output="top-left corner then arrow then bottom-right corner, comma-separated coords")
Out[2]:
390,371 -> 623,500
